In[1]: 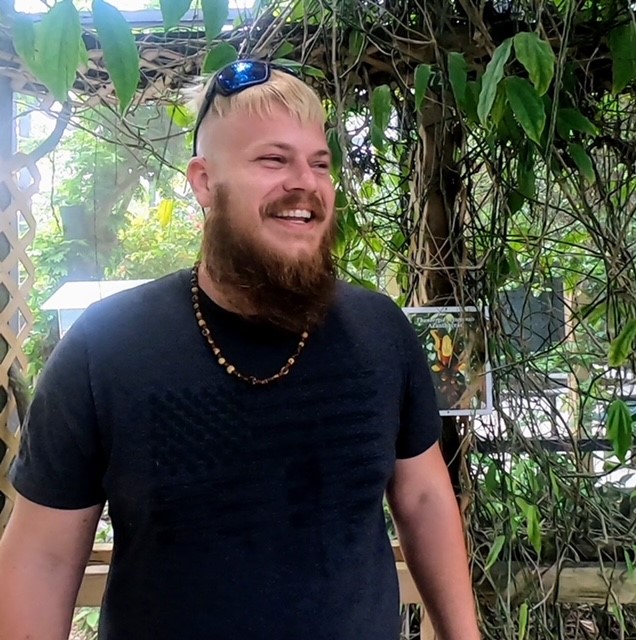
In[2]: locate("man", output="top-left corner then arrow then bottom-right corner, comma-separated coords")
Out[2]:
0,60 -> 480,640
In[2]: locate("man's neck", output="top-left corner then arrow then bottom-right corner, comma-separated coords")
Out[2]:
196,262 -> 252,316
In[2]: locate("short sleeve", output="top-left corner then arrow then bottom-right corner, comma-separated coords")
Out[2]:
10,319 -> 107,509
396,316 -> 442,459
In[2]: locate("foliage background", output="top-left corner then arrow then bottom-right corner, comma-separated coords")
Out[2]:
2,0 -> 636,638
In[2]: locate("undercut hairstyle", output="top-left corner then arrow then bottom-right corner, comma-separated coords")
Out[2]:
191,69 -> 326,131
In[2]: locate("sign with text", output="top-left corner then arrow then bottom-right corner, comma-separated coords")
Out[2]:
403,306 -> 493,416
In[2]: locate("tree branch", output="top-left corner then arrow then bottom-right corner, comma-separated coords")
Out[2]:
21,102 -> 72,167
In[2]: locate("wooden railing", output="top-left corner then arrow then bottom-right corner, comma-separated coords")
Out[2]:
77,541 -> 636,639
79,541 -> 438,639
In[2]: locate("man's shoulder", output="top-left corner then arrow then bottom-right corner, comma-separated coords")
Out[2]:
333,279 -> 415,340
335,279 -> 404,317
78,269 -> 190,332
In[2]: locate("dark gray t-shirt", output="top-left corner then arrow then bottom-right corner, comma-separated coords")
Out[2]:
12,269 -> 441,640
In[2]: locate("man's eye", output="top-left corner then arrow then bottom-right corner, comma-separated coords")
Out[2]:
260,156 -> 285,164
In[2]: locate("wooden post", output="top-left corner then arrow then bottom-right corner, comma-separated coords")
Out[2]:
420,610 -> 437,640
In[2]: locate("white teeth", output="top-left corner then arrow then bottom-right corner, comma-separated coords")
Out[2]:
275,209 -> 312,220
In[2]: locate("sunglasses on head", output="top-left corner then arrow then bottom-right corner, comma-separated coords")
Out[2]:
192,59 -> 299,156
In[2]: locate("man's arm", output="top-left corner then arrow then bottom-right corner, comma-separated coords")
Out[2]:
0,494 -> 102,640
386,442 -> 480,640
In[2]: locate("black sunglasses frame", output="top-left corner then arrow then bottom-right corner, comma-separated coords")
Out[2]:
191,60 -> 299,156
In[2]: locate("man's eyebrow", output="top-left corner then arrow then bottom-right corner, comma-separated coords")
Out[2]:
254,142 -> 331,157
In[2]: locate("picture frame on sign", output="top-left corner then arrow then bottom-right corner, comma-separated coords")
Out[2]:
403,306 -> 493,416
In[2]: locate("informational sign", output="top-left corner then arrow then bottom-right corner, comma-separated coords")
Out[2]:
403,306 -> 493,416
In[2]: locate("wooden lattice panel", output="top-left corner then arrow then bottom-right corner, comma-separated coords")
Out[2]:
0,152 -> 38,534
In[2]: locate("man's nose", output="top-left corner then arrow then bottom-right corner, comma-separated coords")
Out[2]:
283,160 -> 318,192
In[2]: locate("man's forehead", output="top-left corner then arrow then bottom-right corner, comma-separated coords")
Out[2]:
217,113 -> 327,149
199,105 -> 329,160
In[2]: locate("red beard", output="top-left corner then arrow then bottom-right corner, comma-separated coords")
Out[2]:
202,184 -> 337,334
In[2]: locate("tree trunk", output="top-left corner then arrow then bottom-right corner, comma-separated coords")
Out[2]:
406,100 -> 465,496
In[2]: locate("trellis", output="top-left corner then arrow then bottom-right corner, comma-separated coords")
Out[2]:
0,73 -> 41,532
0,10 -> 213,533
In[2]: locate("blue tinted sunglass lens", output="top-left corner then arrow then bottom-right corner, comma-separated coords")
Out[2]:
216,61 -> 269,95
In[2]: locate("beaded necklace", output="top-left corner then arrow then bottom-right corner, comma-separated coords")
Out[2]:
190,264 -> 309,385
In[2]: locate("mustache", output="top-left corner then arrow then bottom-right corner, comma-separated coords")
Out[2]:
261,192 -> 326,221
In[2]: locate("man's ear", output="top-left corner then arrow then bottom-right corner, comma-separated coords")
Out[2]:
187,156 -> 215,208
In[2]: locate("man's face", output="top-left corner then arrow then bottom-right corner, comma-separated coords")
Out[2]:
187,101 -> 338,332
191,103 -> 336,264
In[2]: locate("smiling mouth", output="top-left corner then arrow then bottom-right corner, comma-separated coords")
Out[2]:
271,208 -> 315,224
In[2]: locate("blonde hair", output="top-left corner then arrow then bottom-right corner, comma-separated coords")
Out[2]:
191,68 -> 326,128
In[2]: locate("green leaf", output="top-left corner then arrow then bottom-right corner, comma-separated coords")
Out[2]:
36,0 -> 82,102
608,23 -> 636,94
606,399 -> 633,464
302,65 -> 325,80
484,464 -> 498,493
610,604 -> 626,631
93,0 -> 140,114
609,319 -> 636,367
448,52 -> 468,106
625,548 -> 636,582
556,108 -> 598,139
568,143 -> 595,183
507,192 -> 525,214
348,30 -> 365,61
491,86 -> 508,126
12,13 -> 40,77
157,199 -> 175,227
86,610 -> 100,629
463,80 -> 481,123
167,104 -> 193,129
518,602 -> 529,640
275,41 -> 295,59
505,77 -> 546,145
327,128 -> 343,176
526,505 -> 542,555
513,32 -> 556,96
202,0 -> 229,42
160,0 -> 192,31
290,0 -> 304,21
271,59 -> 324,80
414,63 -> 432,111
203,43 -> 238,73
370,85 -> 392,150
484,534 -> 506,571
78,38 -> 90,69
478,38 -> 513,124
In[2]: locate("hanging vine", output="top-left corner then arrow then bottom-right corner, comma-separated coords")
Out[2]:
1,0 -> 636,637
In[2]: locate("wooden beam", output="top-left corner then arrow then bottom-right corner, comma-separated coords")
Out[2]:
81,544 -> 636,610
19,8 -> 246,29
481,562 -> 636,606
76,565 -> 109,608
